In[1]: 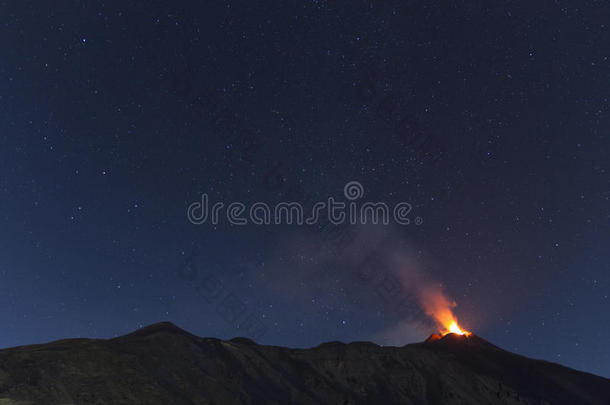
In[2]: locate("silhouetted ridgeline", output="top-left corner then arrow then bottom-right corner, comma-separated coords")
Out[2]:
0,322 -> 607,404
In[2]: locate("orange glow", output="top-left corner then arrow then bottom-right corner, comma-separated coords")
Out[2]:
419,286 -> 472,337
446,321 -> 471,336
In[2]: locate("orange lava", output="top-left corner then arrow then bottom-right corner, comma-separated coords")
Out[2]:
445,321 -> 472,337
419,286 -> 472,337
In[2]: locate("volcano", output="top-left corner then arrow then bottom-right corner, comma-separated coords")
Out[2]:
0,322 -> 607,405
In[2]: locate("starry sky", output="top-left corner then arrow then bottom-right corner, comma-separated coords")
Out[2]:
1,1 -> 609,377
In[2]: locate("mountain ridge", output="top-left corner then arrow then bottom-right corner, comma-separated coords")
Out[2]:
0,322 -> 607,405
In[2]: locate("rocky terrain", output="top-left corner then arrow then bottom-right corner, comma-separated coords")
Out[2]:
0,322 -> 607,404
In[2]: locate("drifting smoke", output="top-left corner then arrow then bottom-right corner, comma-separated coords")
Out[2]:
263,224 -> 471,343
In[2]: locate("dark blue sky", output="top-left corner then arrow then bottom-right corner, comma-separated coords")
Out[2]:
0,1 -> 609,377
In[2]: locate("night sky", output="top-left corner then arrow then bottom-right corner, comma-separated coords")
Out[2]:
1,1 -> 609,377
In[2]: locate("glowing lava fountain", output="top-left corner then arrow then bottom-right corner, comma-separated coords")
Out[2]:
446,320 -> 471,337
419,286 -> 472,337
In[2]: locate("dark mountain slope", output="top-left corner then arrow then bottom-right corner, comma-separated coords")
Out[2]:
0,322 -> 607,405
